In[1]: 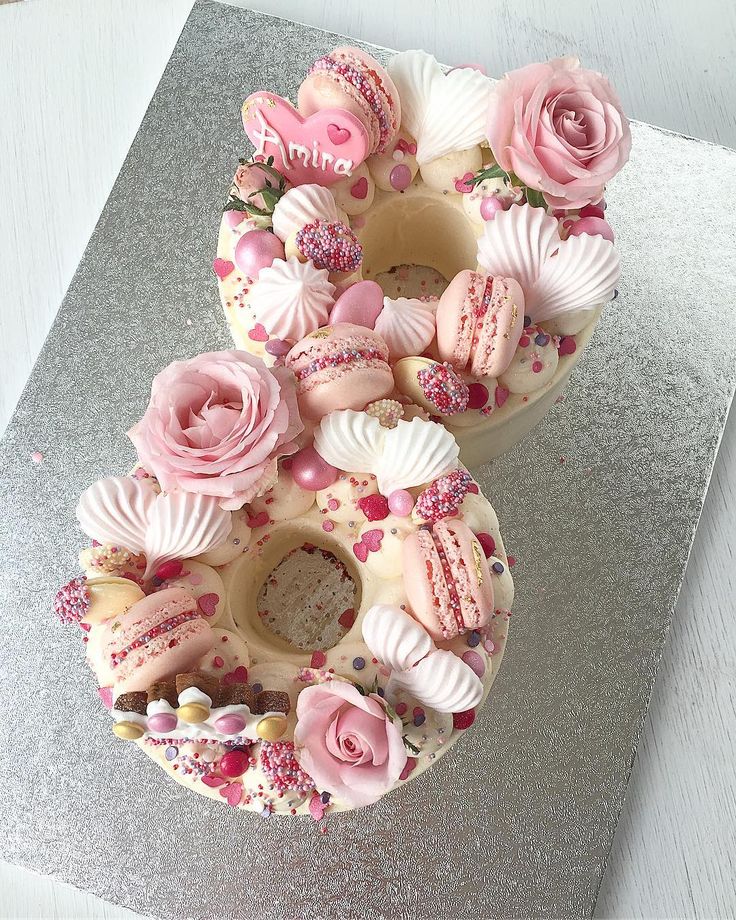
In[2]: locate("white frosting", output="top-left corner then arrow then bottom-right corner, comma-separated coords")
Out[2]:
77,477 -> 232,579
314,411 -> 459,494
374,296 -> 436,360
249,256 -> 335,342
271,184 -> 342,242
387,51 -> 493,165
477,204 -> 620,322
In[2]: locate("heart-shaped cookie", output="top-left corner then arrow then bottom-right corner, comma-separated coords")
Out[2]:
242,92 -> 369,187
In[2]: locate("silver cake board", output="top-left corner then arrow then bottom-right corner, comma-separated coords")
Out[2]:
1,2 -> 735,917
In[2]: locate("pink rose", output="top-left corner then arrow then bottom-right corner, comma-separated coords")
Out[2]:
486,57 -> 631,209
128,351 -> 302,510
294,681 -> 407,807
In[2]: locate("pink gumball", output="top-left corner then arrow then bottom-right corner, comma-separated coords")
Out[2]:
388,489 -> 414,517
568,216 -> 615,242
234,229 -> 285,278
290,446 -> 339,491
480,195 -> 505,221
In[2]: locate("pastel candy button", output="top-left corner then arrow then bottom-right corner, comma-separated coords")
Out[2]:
147,712 -> 178,734
214,713 -> 247,735
329,280 -> 384,328
112,721 -> 144,741
177,702 -> 210,724
257,715 -> 288,741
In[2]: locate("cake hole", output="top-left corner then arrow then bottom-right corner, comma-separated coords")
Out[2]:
358,193 -> 478,295
374,263 -> 449,301
256,544 -> 358,651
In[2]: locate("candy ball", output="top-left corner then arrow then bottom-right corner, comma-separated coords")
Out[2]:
214,713 -> 247,735
388,489 -> 414,517
234,229 -> 285,278
220,749 -> 250,778
480,195 -> 506,221
569,216 -> 614,242
290,446 -> 339,491
147,712 -> 178,734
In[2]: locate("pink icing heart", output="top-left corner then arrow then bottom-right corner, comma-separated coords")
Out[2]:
202,774 -> 226,788
197,593 -> 219,617
558,336 -> 577,356
247,510 -> 269,529
248,323 -> 269,342
362,529 -> 384,553
223,665 -> 249,685
327,123 -> 351,145
97,687 -> 113,710
454,172 -> 475,194
213,258 -> 234,279
352,541 -> 368,563
309,793 -> 328,821
330,280 -> 384,328
495,386 -> 510,408
350,176 -> 368,199
242,92 -> 369,187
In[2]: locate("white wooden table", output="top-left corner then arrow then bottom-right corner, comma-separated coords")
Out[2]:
1,1 -> 734,917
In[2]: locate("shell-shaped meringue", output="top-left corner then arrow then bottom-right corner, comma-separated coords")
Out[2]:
313,409 -> 386,474
362,604 -> 433,672
376,416 -> 459,493
374,297 -> 436,360
477,204 -> 560,292
76,477 -> 155,554
527,232 -> 621,321
271,184 -> 341,242
143,492 -> 232,578
388,649 -> 483,712
387,51 -> 492,164
250,256 -> 335,342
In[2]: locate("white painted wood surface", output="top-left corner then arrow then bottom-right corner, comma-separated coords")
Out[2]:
1,1 -> 734,917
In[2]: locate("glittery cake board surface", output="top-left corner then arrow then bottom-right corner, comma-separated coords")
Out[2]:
1,2 -> 735,918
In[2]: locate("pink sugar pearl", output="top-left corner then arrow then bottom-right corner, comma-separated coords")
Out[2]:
234,229 -> 285,277
290,446 -> 339,491
388,489 -> 414,516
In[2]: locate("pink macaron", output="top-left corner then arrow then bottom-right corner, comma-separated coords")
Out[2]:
285,323 -> 393,419
98,587 -> 213,693
436,271 -> 525,378
402,520 -> 494,642
298,46 -> 401,155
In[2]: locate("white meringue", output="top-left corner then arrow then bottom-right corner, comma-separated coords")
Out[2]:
376,416 -> 459,493
362,605 -> 432,672
387,649 -> 483,712
388,51 -> 493,165
477,204 -> 620,324
249,256 -> 335,342
374,297 -> 436,360
313,410 -> 386,475
271,184 -> 341,242
76,477 -> 232,579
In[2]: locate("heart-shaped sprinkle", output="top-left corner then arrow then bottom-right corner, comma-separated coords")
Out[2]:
495,386 -> 509,408
350,176 -> 368,199
202,774 -> 226,788
327,123 -> 351,145
338,608 -> 356,629
454,172 -> 475,194
311,650 -> 327,668
197,593 -> 219,617
362,529 -> 383,553
309,792 -> 328,821
223,665 -> 249,685
247,511 -> 269,529
248,323 -> 269,342
98,687 -> 113,710
213,258 -> 234,280
352,542 -> 368,563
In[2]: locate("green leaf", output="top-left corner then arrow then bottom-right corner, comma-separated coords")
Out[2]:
468,162 -> 510,187
524,187 -> 548,209
223,196 -> 247,213
403,736 -> 420,756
